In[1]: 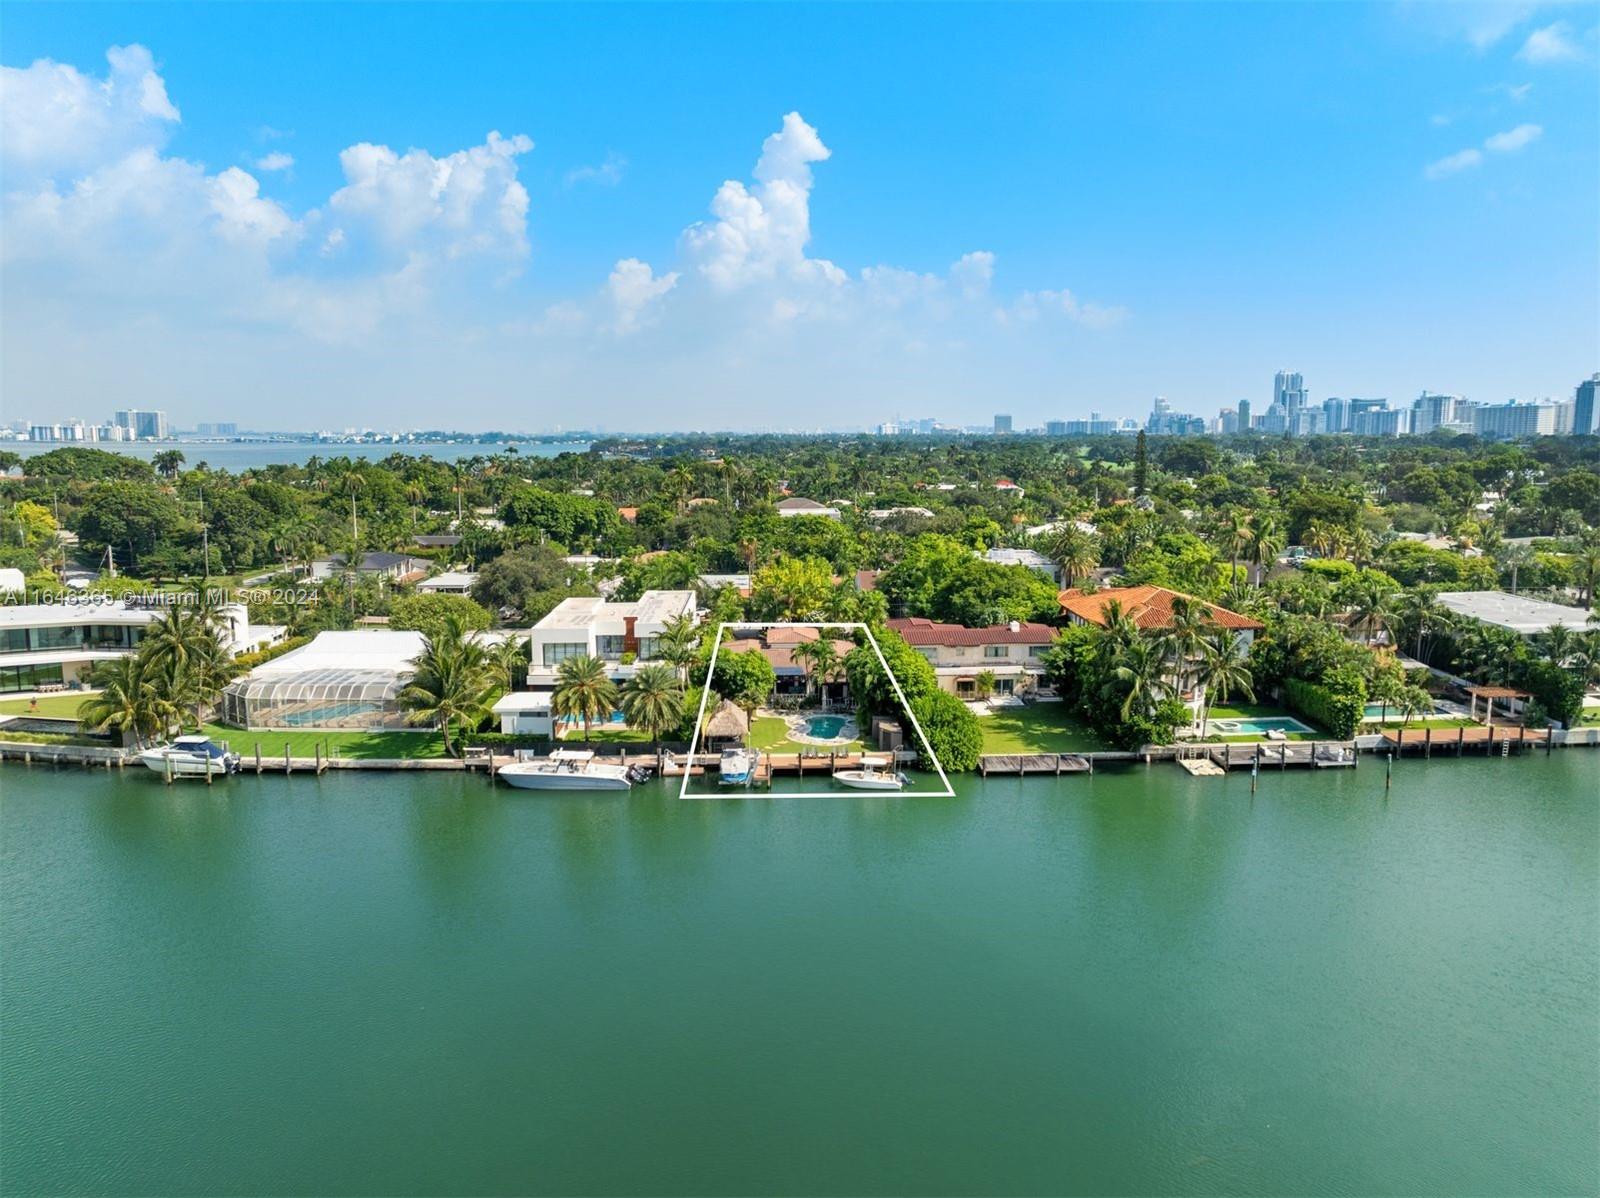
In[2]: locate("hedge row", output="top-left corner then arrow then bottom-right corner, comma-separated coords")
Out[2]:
1285,675 -> 1365,739
231,635 -> 312,673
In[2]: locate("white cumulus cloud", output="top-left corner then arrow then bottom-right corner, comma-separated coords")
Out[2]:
1484,122 -> 1543,152
682,111 -> 844,291
1517,22 -> 1582,62
1425,147 -> 1485,179
255,151 -> 295,172
606,257 -> 678,331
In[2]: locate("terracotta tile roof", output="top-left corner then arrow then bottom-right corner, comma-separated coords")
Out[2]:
1057,585 -> 1263,631
616,506 -> 638,522
886,616 -> 1056,646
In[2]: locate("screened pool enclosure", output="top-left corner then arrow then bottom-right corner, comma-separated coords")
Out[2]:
220,668 -> 410,730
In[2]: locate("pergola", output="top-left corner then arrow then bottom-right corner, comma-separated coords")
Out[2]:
1466,686 -> 1529,725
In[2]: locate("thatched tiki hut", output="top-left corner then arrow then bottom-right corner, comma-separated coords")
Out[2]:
703,699 -> 750,748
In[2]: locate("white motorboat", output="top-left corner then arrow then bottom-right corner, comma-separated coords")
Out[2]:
832,766 -> 906,792
718,747 -> 756,785
498,749 -> 632,791
138,735 -> 241,779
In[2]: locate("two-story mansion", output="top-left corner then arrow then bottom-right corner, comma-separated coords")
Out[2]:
491,590 -> 698,736
885,616 -> 1057,699
0,598 -> 258,695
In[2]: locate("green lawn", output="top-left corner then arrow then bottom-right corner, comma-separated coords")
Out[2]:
977,703 -> 1106,754
0,693 -> 93,719
748,715 -> 863,755
201,724 -> 448,760
1361,717 -> 1479,731
567,727 -> 654,744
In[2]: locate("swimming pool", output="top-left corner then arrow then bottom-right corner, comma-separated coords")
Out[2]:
804,715 -> 848,739
1362,702 -> 1449,720
281,702 -> 381,727
1210,716 -> 1316,736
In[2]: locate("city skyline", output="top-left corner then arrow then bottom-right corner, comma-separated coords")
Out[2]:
2,3 -> 1596,430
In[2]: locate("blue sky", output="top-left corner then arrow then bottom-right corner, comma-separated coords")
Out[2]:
2,2 -> 1595,432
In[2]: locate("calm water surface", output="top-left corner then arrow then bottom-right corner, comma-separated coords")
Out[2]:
13,440 -> 589,470
3,756 -> 1596,1195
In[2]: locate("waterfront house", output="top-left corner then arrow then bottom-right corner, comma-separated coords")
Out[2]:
1434,591 -> 1592,637
493,590 -> 698,735
1058,585 -> 1263,645
726,626 -> 854,706
885,616 -> 1056,699
0,599 -> 258,695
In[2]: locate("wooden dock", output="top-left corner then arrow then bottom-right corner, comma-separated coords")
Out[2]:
978,753 -> 1093,776
1381,724 -> 1548,756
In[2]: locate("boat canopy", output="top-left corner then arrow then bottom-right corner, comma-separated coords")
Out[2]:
548,749 -> 595,761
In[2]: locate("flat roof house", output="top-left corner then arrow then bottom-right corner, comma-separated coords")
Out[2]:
979,547 -> 1062,585
1435,591 -> 1593,636
310,552 -> 431,582
221,629 -> 424,729
886,616 -> 1056,699
417,571 -> 479,595
493,590 -> 698,736
0,599 -> 256,695
775,497 -> 841,519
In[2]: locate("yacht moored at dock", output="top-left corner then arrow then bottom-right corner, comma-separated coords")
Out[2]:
138,736 -> 241,779
831,765 -> 906,791
718,748 -> 756,786
497,749 -> 633,791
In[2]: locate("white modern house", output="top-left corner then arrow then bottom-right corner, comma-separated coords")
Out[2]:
416,571 -> 478,595
1435,591 -> 1593,637
978,547 -> 1062,585
492,590 -> 698,735
0,599 -> 257,695
886,617 -> 1056,699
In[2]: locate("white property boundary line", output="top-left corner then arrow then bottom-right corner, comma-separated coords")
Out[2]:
680,622 -> 956,799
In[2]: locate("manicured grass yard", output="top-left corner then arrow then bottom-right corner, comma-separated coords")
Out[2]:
201,724 -> 448,760
567,727 -> 654,744
748,715 -> 863,755
1199,703 -> 1323,742
0,693 -> 95,719
977,703 -> 1106,754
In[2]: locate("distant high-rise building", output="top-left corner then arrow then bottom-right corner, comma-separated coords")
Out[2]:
1575,374 -> 1599,436
1045,420 -> 1068,436
1410,393 -> 1462,436
1219,407 -> 1239,434
1352,404 -> 1408,436
1322,397 -> 1351,433
993,414 -> 1012,434
1274,370 -> 1308,412
1473,401 -> 1557,439
1237,398 -> 1251,429
115,409 -> 169,440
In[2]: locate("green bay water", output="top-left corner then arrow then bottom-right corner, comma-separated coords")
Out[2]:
2,757 -> 1596,1196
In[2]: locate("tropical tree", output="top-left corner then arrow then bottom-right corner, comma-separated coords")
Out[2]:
1045,525 -> 1100,588
973,669 -> 997,701
77,656 -> 167,748
653,613 -> 702,676
1395,684 -> 1432,729
619,663 -> 687,745
790,636 -> 843,701
1194,630 -> 1255,738
1160,595 -> 1213,698
1346,574 -> 1398,645
1113,636 -> 1168,721
489,635 -> 531,690
550,653 -> 618,740
1247,515 -> 1287,587
1220,509 -> 1251,585
398,614 -> 498,757
152,450 -> 186,480
1394,587 -> 1449,663
1535,623 -> 1577,668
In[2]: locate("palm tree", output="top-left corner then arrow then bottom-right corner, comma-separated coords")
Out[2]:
620,663 -> 686,745
1347,575 -> 1397,645
1113,636 -> 1168,721
1535,623 -> 1577,669
1495,543 -> 1536,595
1395,588 -> 1449,663
152,449 -> 186,479
1395,685 -> 1432,730
1194,631 -> 1255,739
1046,526 -> 1100,588
77,656 -> 165,748
1247,515 -> 1287,587
1573,529 -> 1600,607
791,636 -> 843,702
489,635 -> 531,690
398,614 -> 498,757
550,654 -> 618,740
405,482 -> 427,528
1161,595 -> 1213,699
653,613 -> 701,677
1304,520 -> 1345,560
1220,510 -> 1251,585
973,669 -> 997,701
